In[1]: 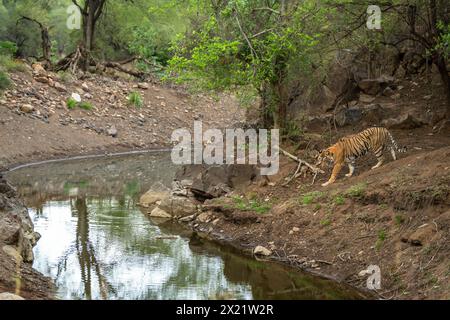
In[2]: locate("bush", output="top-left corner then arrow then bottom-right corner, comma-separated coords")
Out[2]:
0,41 -> 17,56
66,98 -> 77,109
128,91 -> 143,108
0,71 -> 11,92
0,55 -> 27,72
79,102 -> 93,110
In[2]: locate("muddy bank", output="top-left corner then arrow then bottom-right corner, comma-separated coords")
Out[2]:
172,147 -> 449,300
0,174 -> 55,299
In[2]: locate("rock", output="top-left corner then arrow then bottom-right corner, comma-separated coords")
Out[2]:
292,227 -> 300,232
139,191 -> 169,208
253,245 -> 272,256
34,76 -> 49,84
435,120 -> 450,134
83,93 -> 93,99
391,93 -> 401,99
175,164 -> 259,200
31,63 -> 46,75
53,82 -> 67,92
159,195 -> 197,217
359,93 -> 376,104
71,93 -> 82,103
2,245 -> 23,263
81,82 -> 90,92
107,125 -> 118,137
197,212 -> 212,223
20,104 -> 34,113
149,207 -> 172,218
401,224 -> 436,246
382,86 -> 395,97
179,214 -> 195,222
382,113 -> 426,129
358,76 -> 394,95
138,82 -> 149,89
335,107 -> 362,127
0,293 -> 25,300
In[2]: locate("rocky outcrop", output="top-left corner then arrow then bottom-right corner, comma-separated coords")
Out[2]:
0,175 -> 39,263
0,173 -> 54,299
175,164 -> 259,199
382,113 -> 427,129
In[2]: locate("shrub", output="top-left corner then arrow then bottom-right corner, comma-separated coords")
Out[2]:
300,191 -> 324,205
0,55 -> 27,72
346,183 -> 367,198
79,102 -> 93,110
334,195 -> 345,205
0,71 -> 11,92
66,98 -> 77,109
128,91 -> 143,108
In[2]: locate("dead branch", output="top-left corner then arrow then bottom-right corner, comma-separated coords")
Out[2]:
280,148 -> 324,174
280,148 -> 324,185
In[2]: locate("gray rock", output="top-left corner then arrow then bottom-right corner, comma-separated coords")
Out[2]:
159,195 -> 197,217
149,207 -> 172,218
53,82 -> 67,92
254,245 -> 272,256
382,113 -> 426,129
107,125 -> 118,137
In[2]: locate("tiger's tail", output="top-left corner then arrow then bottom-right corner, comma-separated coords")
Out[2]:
387,130 -> 407,153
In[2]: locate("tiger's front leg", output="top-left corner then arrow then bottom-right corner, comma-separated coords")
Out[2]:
322,162 -> 343,187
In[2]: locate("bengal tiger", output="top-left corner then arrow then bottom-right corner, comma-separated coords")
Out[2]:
316,127 -> 407,186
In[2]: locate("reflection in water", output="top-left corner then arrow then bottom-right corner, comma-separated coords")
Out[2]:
6,152 -> 365,300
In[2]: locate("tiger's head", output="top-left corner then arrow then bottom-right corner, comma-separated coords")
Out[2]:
314,148 -> 335,168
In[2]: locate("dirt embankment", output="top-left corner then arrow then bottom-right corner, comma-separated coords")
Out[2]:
0,67 -> 245,170
192,141 -> 449,300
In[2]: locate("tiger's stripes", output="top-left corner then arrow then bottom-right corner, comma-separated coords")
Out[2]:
317,127 -> 406,186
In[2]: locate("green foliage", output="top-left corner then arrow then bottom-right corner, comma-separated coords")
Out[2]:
0,55 -> 27,72
66,98 -> 77,109
79,102 -> 93,110
376,229 -> 387,250
282,120 -> 303,142
0,41 -> 17,56
345,183 -> 367,198
436,21 -> 450,58
128,91 -> 143,108
394,214 -> 405,225
320,218 -> 331,226
0,71 -> 11,92
300,191 -> 324,205
231,196 -> 271,214
334,195 -> 345,205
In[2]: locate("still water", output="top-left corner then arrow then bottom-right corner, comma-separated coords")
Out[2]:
6,152 -> 365,300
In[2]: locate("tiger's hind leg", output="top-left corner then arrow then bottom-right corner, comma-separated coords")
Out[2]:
371,155 -> 385,169
390,147 -> 397,161
345,158 -> 356,177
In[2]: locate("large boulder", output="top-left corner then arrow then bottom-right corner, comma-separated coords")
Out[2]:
158,195 -> 198,217
335,104 -> 385,127
382,113 -> 426,129
358,75 -> 395,96
139,191 -> 169,208
175,164 -> 259,199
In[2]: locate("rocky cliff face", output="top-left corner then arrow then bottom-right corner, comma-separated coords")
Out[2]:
0,173 -> 54,299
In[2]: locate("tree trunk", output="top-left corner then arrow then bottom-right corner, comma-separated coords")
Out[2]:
41,26 -> 51,65
274,82 -> 287,130
435,58 -> 450,119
